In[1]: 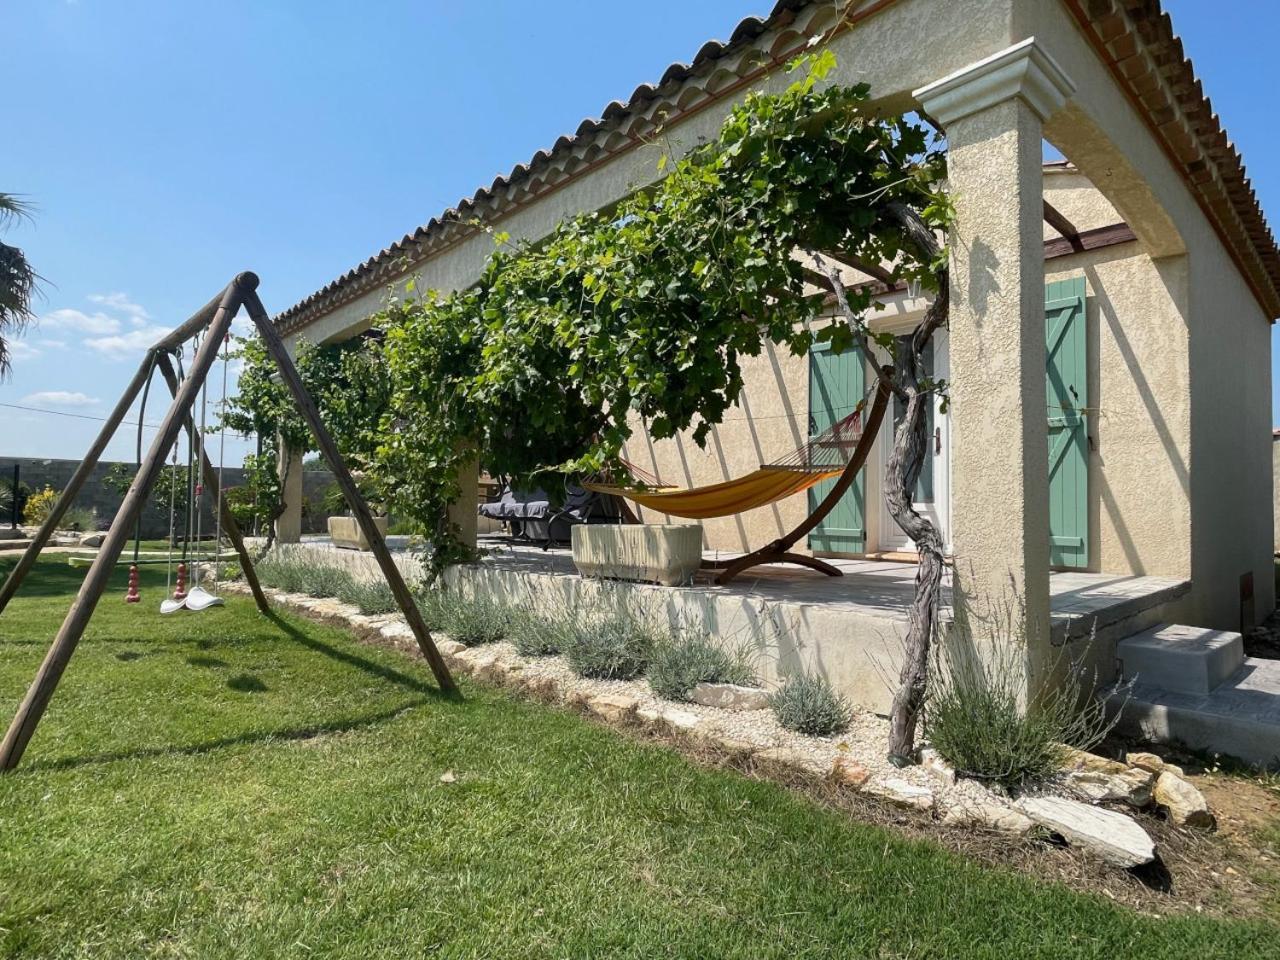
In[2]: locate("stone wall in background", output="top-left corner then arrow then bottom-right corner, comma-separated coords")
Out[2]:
0,457 -> 334,539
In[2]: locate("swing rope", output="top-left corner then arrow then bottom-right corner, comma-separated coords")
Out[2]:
192,335 -> 209,590
125,351 -> 159,602
165,427 -> 178,593
211,332 -> 230,589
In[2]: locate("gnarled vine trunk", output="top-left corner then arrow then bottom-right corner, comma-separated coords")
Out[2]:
808,202 -> 949,764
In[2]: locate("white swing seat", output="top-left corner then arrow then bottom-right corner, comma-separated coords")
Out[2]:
185,586 -> 224,611
159,585 -> 224,614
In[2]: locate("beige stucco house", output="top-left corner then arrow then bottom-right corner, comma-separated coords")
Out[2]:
273,0 -> 1279,731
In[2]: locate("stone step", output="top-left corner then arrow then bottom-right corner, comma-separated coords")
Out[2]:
1109,656 -> 1280,768
1116,622 -> 1244,695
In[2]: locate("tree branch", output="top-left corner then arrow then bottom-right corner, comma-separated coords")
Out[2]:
804,249 -> 906,401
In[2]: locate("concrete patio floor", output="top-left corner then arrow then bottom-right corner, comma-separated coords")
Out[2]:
290,532 -> 1190,645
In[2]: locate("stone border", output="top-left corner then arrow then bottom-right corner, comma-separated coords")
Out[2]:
222,577 -> 1223,873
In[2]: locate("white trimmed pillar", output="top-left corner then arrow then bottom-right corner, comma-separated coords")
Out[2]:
915,39 -> 1076,692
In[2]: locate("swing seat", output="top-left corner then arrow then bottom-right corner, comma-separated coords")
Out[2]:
159,585 -> 224,614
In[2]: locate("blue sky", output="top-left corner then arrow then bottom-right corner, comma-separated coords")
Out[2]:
2,0 -> 1278,466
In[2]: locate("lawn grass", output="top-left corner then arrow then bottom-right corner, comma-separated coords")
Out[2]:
0,556 -> 1274,958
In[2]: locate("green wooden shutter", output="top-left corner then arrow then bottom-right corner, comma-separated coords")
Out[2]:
807,341 -> 866,553
1046,276 -> 1088,569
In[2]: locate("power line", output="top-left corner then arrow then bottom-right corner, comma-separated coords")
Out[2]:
0,401 -> 164,429
0,401 -> 242,436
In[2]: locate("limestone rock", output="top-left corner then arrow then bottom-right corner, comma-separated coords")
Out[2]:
379,622 -> 414,641
689,682 -> 770,711
919,748 -> 957,786
587,694 -> 638,723
79,533 -> 106,547
636,706 -> 663,726
1061,747 -> 1127,775
940,790 -> 1036,836
435,639 -> 466,656
661,708 -> 701,732
1154,771 -> 1216,829
862,777 -> 935,812
1060,765 -> 1155,808
829,756 -> 871,788
1016,795 -> 1156,867
1125,751 -> 1166,774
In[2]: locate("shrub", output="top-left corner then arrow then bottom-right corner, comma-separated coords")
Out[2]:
0,476 -> 30,519
22,485 -> 58,525
923,629 -> 1122,788
509,609 -> 573,658
419,589 -> 510,645
769,673 -> 851,736
337,576 -> 398,615
563,607 -> 655,680
61,505 -> 97,533
255,557 -> 353,598
649,633 -> 756,702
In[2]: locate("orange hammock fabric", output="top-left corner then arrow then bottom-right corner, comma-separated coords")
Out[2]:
585,466 -> 840,521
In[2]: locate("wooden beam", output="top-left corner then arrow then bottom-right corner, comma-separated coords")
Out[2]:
0,351 -> 157,616
820,249 -> 897,286
0,276 -> 248,772
1043,200 -> 1085,252
802,266 -> 834,291
239,289 -> 458,694
150,288 -> 229,352
1043,221 -> 1136,259
153,350 -> 271,615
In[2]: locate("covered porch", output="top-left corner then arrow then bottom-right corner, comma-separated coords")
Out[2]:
273,0 -> 1278,706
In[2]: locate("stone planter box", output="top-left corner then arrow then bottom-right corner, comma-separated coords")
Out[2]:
327,515 -> 388,551
571,523 -> 702,587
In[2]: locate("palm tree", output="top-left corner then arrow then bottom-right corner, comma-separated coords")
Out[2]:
0,193 -> 37,379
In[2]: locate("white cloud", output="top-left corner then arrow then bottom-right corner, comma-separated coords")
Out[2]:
8,339 -> 41,361
21,390 -> 100,408
37,307 -> 121,335
37,338 -> 67,349
84,325 -> 171,359
88,291 -> 150,323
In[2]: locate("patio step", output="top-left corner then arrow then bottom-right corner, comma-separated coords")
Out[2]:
1109,656 -> 1280,768
1116,623 -> 1244,695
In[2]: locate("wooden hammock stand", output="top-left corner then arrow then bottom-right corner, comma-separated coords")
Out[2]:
700,372 -> 892,585
0,272 -> 456,773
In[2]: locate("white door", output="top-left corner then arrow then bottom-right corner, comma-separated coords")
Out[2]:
877,331 -> 951,553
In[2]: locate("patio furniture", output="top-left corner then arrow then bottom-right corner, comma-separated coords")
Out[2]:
478,483 -> 622,548
571,523 -> 703,587
586,375 -> 891,585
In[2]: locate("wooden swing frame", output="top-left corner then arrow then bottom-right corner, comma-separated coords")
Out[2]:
701,371 -> 892,585
0,272 -> 456,772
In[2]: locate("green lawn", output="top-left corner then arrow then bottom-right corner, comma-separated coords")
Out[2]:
0,557 -> 1274,959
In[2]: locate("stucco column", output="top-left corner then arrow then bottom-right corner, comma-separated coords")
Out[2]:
448,456 -> 479,553
915,39 -> 1075,692
276,440 -> 304,543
